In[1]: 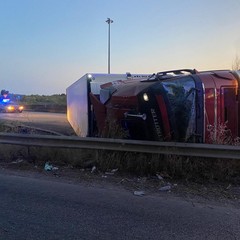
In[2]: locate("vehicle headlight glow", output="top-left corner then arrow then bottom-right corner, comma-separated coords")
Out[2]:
143,93 -> 149,102
7,106 -> 14,111
19,106 -> 24,110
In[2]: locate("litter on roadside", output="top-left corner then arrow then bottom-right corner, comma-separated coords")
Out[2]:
11,159 -> 24,164
44,162 -> 53,171
159,185 -> 172,192
133,191 -> 145,196
156,174 -> 163,180
105,172 -> 114,175
91,166 -> 97,173
44,162 -> 58,171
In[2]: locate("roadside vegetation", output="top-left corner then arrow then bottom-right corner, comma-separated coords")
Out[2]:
0,143 -> 239,185
19,94 -> 66,113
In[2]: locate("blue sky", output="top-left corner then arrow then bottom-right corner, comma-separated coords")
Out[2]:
0,0 -> 240,95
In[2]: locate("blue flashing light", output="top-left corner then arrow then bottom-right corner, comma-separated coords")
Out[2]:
2,98 -> 10,103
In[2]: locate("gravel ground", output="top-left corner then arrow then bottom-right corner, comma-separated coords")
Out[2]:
0,160 -> 239,208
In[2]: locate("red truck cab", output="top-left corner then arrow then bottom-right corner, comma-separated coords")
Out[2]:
90,69 -> 240,143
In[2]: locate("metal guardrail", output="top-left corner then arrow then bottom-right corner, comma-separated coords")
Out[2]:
0,133 -> 239,159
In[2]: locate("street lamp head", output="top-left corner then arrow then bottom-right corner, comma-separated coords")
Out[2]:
106,18 -> 113,24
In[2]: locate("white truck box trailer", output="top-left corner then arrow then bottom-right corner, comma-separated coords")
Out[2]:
66,73 -> 150,137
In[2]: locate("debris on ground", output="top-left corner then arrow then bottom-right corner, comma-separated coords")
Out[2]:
11,159 -> 24,164
44,162 -> 53,171
156,174 -> 163,180
119,178 -> 131,184
133,190 -> 145,196
44,162 -> 58,171
91,166 -> 97,173
104,168 -> 118,176
111,168 -> 118,173
159,184 -> 172,192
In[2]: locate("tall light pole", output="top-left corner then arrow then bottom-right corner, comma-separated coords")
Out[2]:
106,18 -> 113,74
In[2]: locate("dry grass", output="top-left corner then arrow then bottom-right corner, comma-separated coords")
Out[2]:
100,114 -> 129,139
0,143 -> 239,183
207,120 -> 240,145
95,151 -> 240,183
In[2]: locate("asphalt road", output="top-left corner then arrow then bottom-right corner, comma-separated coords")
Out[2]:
0,170 -> 239,240
0,111 -> 75,135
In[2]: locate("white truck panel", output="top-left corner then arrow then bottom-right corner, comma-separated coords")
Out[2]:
66,75 -> 89,137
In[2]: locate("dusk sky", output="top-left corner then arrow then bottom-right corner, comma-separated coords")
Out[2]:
0,0 -> 240,95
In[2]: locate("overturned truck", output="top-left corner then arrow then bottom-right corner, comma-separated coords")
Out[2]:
67,69 -> 240,143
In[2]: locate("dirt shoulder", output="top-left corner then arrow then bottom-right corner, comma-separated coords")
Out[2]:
0,160 -> 239,209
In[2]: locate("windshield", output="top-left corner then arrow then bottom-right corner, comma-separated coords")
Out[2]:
162,76 -> 196,142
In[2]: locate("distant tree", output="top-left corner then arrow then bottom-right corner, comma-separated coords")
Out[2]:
232,55 -> 240,70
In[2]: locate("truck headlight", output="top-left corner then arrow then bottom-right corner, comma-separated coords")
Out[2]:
143,93 -> 149,102
87,74 -> 94,81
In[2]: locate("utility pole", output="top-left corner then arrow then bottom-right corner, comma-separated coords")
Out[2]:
106,18 -> 113,74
